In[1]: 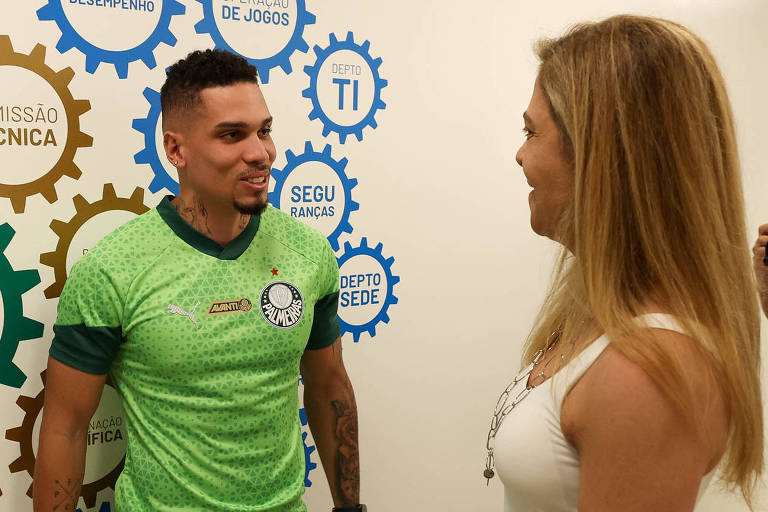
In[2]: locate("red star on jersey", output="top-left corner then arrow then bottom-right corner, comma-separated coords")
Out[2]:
271,268 -> 278,276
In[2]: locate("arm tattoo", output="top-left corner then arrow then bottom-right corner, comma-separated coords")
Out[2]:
53,477 -> 81,511
331,395 -> 360,504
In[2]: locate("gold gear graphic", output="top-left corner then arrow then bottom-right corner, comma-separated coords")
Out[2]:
0,35 -> 93,213
40,183 -> 149,298
5,370 -> 126,506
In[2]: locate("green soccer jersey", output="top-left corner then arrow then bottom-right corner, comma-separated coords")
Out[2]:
51,197 -> 340,511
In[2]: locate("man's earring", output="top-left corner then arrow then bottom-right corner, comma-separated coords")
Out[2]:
173,160 -> 178,165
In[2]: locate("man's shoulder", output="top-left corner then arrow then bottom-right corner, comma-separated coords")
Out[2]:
260,205 -> 331,260
79,207 -> 169,269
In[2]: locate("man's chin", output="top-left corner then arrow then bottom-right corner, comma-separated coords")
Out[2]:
234,199 -> 267,216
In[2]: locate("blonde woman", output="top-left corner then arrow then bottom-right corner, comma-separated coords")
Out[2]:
484,15 -> 763,511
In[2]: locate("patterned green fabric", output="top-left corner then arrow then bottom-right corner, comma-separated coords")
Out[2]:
51,197 -> 340,511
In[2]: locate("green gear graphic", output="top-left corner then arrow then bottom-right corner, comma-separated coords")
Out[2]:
0,223 -> 44,388
40,184 -> 149,298
0,35 -> 93,213
5,370 -> 126,506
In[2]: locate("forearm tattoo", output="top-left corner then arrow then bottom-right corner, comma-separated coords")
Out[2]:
331,394 -> 359,504
53,477 -> 81,511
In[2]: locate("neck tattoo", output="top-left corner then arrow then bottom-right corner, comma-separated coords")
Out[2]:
238,213 -> 250,230
173,196 -> 212,236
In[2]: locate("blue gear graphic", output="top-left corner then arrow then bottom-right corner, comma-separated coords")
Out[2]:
193,0 -> 315,84
37,0 -> 185,79
0,224 -> 44,388
269,141 -> 359,251
302,32 -> 388,144
132,87 -> 179,195
299,407 -> 318,487
336,237 -> 399,342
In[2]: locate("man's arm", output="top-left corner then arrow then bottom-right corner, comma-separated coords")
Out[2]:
33,357 -> 107,511
301,338 -> 360,508
752,223 -> 768,317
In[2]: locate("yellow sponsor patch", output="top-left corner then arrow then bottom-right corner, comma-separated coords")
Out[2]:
206,298 -> 253,316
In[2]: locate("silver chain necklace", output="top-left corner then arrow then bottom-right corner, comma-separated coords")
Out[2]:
484,330 -> 573,485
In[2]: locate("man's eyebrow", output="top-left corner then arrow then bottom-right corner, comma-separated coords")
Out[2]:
214,117 -> 273,129
214,121 -> 247,129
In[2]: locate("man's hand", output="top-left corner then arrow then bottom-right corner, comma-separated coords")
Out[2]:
752,223 -> 768,317
301,339 -> 360,508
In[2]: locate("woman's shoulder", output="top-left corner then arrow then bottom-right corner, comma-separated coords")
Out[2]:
561,326 -> 728,507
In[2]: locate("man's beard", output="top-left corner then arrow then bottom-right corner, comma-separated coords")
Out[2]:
234,197 -> 268,216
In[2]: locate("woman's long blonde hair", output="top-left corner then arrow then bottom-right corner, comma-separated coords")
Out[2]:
526,15 -> 762,504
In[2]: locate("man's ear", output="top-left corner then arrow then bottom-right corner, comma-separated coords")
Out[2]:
163,130 -> 185,169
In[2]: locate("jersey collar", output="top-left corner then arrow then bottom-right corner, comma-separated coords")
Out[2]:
156,196 -> 260,260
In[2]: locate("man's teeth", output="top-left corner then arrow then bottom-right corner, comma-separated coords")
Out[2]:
245,177 -> 265,184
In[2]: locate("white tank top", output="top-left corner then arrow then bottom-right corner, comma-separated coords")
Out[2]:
493,314 -> 714,511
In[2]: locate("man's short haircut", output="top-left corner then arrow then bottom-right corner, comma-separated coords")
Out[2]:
161,49 -> 259,122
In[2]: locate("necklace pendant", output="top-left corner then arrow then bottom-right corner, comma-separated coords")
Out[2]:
483,468 -> 495,479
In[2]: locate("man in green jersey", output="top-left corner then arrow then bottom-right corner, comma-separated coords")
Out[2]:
34,49 -> 364,512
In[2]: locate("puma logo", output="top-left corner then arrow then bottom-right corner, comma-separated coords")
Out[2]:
167,301 -> 200,329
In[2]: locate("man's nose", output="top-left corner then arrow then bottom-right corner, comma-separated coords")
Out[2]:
244,134 -> 269,163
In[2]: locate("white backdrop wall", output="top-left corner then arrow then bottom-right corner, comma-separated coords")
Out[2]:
0,1 -> 766,511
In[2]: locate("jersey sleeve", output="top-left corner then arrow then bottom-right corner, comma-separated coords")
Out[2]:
306,238 -> 340,350
50,254 -> 123,374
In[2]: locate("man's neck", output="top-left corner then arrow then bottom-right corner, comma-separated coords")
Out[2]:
171,194 -> 250,247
